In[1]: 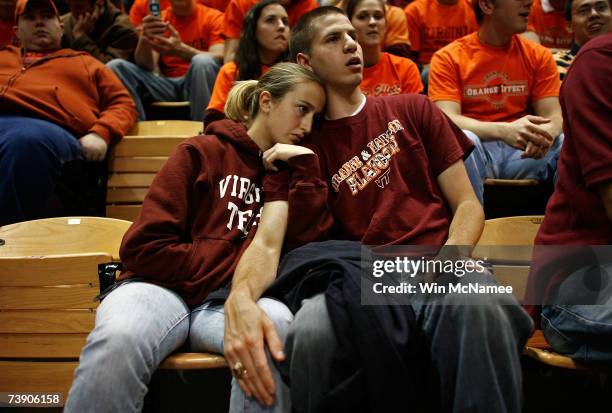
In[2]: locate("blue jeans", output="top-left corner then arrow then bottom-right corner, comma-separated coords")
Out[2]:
541,262 -> 612,363
0,115 -> 82,226
463,130 -> 564,204
65,282 -> 293,413
285,270 -> 534,413
107,56 -> 221,121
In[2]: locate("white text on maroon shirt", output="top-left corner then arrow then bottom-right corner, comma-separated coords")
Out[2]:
218,175 -> 262,235
331,120 -> 404,195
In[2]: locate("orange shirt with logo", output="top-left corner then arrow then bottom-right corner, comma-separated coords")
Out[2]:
361,52 -> 423,97
527,0 -> 572,49
405,0 -> 478,64
159,4 -> 223,78
223,0 -> 318,39
129,0 -> 228,26
207,61 -> 272,113
428,32 -> 560,122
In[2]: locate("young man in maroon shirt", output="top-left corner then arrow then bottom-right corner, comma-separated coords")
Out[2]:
526,33 -> 612,362
229,6 -> 535,412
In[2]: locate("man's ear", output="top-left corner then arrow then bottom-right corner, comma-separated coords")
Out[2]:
296,52 -> 313,71
478,0 -> 495,17
259,90 -> 273,114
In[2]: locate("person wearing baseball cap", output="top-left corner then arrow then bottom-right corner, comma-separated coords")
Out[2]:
0,0 -> 137,225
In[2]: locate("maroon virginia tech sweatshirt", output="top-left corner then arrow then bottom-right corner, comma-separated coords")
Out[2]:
119,119 -> 325,307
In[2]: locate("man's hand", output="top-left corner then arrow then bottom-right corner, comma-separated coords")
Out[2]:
148,23 -> 184,56
73,2 -> 103,37
503,115 -> 553,157
262,144 -> 314,171
141,14 -> 167,40
224,291 -> 285,406
79,133 -> 108,161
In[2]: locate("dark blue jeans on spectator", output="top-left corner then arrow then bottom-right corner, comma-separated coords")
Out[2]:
541,262 -> 612,363
0,114 -> 82,226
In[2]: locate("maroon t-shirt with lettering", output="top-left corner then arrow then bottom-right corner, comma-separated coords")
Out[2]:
301,94 -> 474,246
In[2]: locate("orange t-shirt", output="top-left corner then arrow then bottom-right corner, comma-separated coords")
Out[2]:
405,0 -> 478,64
527,0 -> 572,49
207,61 -> 271,112
383,5 -> 410,48
428,32 -> 560,122
159,4 -> 223,78
361,52 -> 422,96
223,0 -> 318,39
202,0 -> 231,11
129,0 -> 225,26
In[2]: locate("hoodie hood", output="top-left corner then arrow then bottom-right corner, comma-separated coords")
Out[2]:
205,119 -> 262,158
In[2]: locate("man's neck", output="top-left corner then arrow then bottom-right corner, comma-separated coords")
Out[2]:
324,87 -> 365,120
437,0 -> 459,5
478,22 -> 513,47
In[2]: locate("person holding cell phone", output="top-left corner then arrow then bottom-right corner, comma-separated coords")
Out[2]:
107,0 -> 224,121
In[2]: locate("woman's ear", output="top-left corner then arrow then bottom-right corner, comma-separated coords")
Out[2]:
259,90 -> 273,114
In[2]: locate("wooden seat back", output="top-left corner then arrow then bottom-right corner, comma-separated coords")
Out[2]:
0,216 -> 131,260
0,252 -> 108,398
106,121 -> 203,221
474,216 -> 543,301
0,217 -> 132,400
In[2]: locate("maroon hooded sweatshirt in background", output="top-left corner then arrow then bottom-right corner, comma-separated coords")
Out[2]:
118,119 -> 326,308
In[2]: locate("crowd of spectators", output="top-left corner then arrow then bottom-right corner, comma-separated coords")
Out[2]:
1,0 -> 611,410
1,2 -> 609,220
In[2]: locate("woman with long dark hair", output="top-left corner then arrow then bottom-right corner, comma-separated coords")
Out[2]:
205,0 -> 290,123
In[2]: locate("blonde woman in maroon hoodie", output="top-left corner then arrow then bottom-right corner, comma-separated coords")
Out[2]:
65,62 -> 325,413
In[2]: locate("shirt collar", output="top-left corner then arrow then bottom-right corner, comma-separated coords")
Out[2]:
541,0 -> 555,13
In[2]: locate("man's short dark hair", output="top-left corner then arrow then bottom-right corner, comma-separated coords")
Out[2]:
289,6 -> 346,61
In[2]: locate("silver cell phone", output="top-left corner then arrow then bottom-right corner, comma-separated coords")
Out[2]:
149,0 -> 161,16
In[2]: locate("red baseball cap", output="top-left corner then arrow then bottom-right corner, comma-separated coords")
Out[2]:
15,0 -> 60,23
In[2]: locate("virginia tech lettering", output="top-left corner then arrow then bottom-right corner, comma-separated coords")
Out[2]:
218,175 -> 262,234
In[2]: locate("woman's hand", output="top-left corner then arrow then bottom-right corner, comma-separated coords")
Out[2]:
262,144 -> 314,171
224,290 -> 285,406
